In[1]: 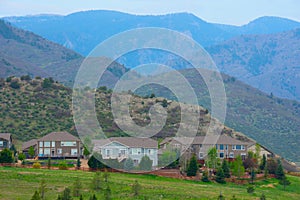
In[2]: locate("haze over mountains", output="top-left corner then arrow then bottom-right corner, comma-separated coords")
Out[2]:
3,10 -> 300,101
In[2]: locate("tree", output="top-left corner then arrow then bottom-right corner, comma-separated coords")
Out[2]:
218,192 -> 225,200
279,176 -> 291,190
10,144 -> 17,156
42,78 -> 53,88
31,191 -> 41,200
275,159 -> 285,180
60,188 -> 72,200
91,172 -> 102,191
103,170 -> 110,182
264,162 -> 269,180
0,148 -> 13,163
73,177 -> 82,197
232,155 -> 245,178
201,169 -> 210,182
47,158 -> 51,169
83,146 -> 91,158
10,81 -> 20,89
76,157 -> 81,169
247,185 -> 255,193
39,179 -> 47,200
104,185 -> 111,200
187,155 -> 198,176
124,157 -> 134,171
89,194 -> 97,200
221,159 -> 230,178
88,153 -> 106,170
254,144 -> 261,160
267,158 -> 278,174
28,146 -> 35,158
215,168 -> 226,184
259,154 -> 267,171
260,193 -> 266,200
18,153 -> 26,162
132,180 -> 141,197
250,168 -> 256,184
158,149 -> 179,168
139,155 -> 153,171
207,147 -> 218,169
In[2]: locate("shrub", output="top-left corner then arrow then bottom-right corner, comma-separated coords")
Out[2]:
247,185 -> 255,193
33,162 -> 41,169
10,81 -> 20,89
132,180 -> 141,197
139,155 -> 153,171
187,155 -> 198,176
0,148 -> 14,163
124,158 -> 134,171
215,168 -> 226,184
58,161 -> 68,170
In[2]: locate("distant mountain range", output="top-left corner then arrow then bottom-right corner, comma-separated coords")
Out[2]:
3,10 -> 300,101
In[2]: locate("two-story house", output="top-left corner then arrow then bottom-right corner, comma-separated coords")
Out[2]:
160,134 -> 251,161
92,137 -> 158,167
37,132 -> 82,159
0,133 -> 12,151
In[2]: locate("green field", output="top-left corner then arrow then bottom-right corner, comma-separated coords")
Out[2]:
0,167 -> 299,200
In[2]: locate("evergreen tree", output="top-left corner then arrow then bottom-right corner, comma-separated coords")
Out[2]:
187,155 -> 198,176
76,157 -> 81,169
0,148 -> 13,163
47,158 -> 51,169
260,154 -> 267,171
139,155 -> 153,171
73,177 -> 82,197
247,185 -> 255,193
61,188 -> 72,200
264,162 -> 269,180
275,160 -> 285,180
201,169 -> 210,182
221,159 -> 231,178
31,191 -> 41,200
104,185 -> 111,200
124,157 -> 134,171
79,195 -> 83,200
39,179 -> 47,200
215,168 -> 226,184
260,193 -> 266,200
279,176 -> 291,190
91,172 -> 102,191
103,170 -> 110,183
89,194 -> 97,200
250,168 -> 256,184
218,192 -> 225,200
132,180 -> 141,197
88,153 -> 105,170
28,146 -> 35,158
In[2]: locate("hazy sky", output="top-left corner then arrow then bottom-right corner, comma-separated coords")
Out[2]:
1,0 -> 300,25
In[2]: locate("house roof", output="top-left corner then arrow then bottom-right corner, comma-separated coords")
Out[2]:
92,137 -> 158,149
0,133 -> 11,141
22,139 -> 37,151
37,132 -> 80,142
161,135 -> 249,146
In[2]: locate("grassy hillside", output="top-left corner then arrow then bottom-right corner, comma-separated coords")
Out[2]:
0,167 -> 300,199
0,76 -> 242,142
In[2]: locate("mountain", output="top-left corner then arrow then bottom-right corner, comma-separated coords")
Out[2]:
134,68 -> 300,163
4,11 -> 300,101
0,19 -> 128,87
207,28 -> 300,101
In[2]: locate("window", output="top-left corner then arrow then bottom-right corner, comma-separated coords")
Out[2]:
220,144 -> 224,150
199,152 -> 204,159
120,149 -> 126,156
44,142 -> 50,147
71,149 -> 78,156
229,152 -> 234,158
61,141 -> 76,147
133,159 -> 139,166
132,148 -> 141,155
241,145 -> 245,150
44,148 -> 50,156
39,141 -> 43,147
106,149 -> 111,156
148,149 -> 153,155
219,152 -> 224,158
39,148 -> 43,155
241,153 -> 246,160
51,141 -> 55,147
232,145 -> 235,150
225,145 -> 228,150
0,141 -> 3,146
57,148 -> 62,154
235,145 -> 242,150
215,144 -> 218,150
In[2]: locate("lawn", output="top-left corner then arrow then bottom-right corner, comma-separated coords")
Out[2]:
0,167 -> 299,199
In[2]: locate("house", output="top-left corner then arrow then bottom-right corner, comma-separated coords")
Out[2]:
160,134 -> 251,161
92,137 -> 158,167
0,133 -> 12,151
22,139 -> 37,158
247,143 -> 274,158
36,132 -> 82,159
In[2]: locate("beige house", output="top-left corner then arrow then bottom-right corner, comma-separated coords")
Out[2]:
247,143 -> 274,158
0,133 -> 12,151
22,139 -> 37,158
160,134 -> 251,161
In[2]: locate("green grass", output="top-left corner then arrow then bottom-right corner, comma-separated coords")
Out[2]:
0,167 -> 299,199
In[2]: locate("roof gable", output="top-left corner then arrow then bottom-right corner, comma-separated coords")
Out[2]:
0,133 -> 11,141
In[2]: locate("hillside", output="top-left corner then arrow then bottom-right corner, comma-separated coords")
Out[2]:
0,19 -> 127,87
0,76 -> 244,142
134,68 -> 300,163
207,28 -> 300,101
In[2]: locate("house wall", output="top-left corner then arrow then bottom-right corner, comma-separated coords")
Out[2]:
37,140 -> 81,158
0,139 -> 10,150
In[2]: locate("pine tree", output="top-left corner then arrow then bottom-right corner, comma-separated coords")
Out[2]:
124,157 -> 134,171
187,155 -> 198,176
61,188 -> 72,200
47,158 -> 51,169
260,154 -> 267,171
76,157 -> 81,169
104,185 -> 111,200
215,168 -> 226,184
39,179 -> 47,200
221,159 -> 230,178
132,180 -> 141,197
275,160 -> 285,180
103,170 -> 110,183
73,177 -> 82,197
260,193 -> 266,200
201,169 -> 210,182
279,176 -> 291,190
89,194 -> 97,200
264,162 -> 269,180
250,168 -> 256,184
139,155 -> 153,171
218,192 -> 225,200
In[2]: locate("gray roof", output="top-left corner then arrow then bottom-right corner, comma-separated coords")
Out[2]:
37,132 -> 80,142
92,137 -> 158,149
0,133 -> 11,141
22,139 -> 37,151
161,135 -> 249,146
